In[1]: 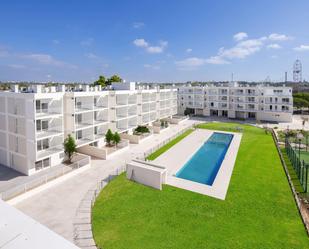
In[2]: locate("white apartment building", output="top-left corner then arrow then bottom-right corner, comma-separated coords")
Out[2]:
178,82 -> 293,123
0,82 -> 177,175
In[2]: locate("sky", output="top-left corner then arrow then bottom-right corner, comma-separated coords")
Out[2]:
0,0 -> 309,83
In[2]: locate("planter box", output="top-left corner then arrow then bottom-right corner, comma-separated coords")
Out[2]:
120,133 -> 153,144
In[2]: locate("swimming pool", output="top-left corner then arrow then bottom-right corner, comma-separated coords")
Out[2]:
176,132 -> 233,186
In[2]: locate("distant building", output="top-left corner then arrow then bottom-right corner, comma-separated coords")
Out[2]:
178,82 -> 293,123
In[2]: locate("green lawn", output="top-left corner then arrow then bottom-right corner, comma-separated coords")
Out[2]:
146,128 -> 193,160
92,123 -> 309,249
300,150 -> 309,164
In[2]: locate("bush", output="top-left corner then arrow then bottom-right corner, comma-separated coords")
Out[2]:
64,134 -> 76,163
134,126 -> 150,134
113,132 -> 121,146
105,129 -> 114,146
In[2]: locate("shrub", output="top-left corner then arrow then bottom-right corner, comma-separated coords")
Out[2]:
64,134 -> 77,163
134,126 -> 150,134
113,132 -> 121,146
105,129 -> 114,146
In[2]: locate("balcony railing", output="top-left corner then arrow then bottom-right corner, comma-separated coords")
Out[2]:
36,107 -> 62,117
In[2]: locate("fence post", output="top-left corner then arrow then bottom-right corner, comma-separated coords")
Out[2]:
305,164 -> 308,193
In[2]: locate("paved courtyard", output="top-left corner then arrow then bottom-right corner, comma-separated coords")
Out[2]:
13,120 -> 197,242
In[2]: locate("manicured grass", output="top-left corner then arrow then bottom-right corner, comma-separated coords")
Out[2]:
146,128 -> 193,161
300,150 -> 309,164
92,123 -> 309,249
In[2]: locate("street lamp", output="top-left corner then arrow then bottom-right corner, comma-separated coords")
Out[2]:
297,133 -> 304,160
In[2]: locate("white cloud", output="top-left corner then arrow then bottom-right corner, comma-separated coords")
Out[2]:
175,57 -> 207,70
205,32 -> 292,64
8,64 -> 26,69
294,45 -> 309,51
80,38 -> 94,46
133,39 -> 148,48
186,48 -> 192,53
233,32 -> 248,41
23,53 -> 77,69
84,52 -> 98,59
133,22 -> 145,29
144,64 -> 160,70
205,56 -> 229,65
216,39 -> 263,60
133,39 -> 168,54
268,33 -> 292,41
267,43 -> 282,49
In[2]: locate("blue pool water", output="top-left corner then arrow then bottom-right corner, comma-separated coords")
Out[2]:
176,132 -> 233,186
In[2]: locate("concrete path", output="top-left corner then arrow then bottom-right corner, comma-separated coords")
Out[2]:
14,120 -> 196,243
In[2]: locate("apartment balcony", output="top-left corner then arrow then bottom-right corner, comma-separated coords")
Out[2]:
128,95 -> 137,105
75,112 -> 93,129
116,119 -> 128,132
76,128 -> 94,146
35,106 -> 62,118
75,104 -> 93,113
94,96 -> 108,110
149,112 -> 156,121
36,126 -> 63,139
36,135 -> 63,160
142,103 -> 150,113
194,102 -> 204,108
94,109 -> 108,125
236,105 -> 245,110
128,106 -> 137,117
128,117 -> 138,129
94,124 -> 108,140
37,145 -> 63,160
150,93 -> 157,102
142,93 -> 150,103
116,94 -> 128,106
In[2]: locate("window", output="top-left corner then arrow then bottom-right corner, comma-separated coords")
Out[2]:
270,105 -> 272,110
35,158 -> 50,170
37,120 -> 49,132
75,114 -> 82,124
37,138 -> 49,151
36,100 -> 40,111
77,130 -> 82,140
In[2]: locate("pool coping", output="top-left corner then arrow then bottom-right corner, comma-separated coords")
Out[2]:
153,129 -> 242,200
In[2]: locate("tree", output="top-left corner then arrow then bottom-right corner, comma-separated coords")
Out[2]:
105,129 -> 114,146
294,97 -> 309,112
113,132 -> 121,147
63,134 -> 77,163
106,74 -> 122,85
94,75 -> 106,88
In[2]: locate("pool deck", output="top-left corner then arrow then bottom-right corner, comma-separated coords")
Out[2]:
153,129 -> 242,200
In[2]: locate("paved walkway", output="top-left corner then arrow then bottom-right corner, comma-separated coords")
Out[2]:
14,120 -> 196,243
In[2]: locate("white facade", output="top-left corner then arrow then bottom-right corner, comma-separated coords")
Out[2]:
0,83 -> 177,175
178,83 -> 293,123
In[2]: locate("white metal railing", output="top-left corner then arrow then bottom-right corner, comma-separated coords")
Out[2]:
0,155 -> 90,201
141,124 -> 195,160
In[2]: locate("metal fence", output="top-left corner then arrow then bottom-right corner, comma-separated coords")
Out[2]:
91,165 -> 127,206
285,138 -> 309,192
0,156 -> 91,201
142,124 -> 196,160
